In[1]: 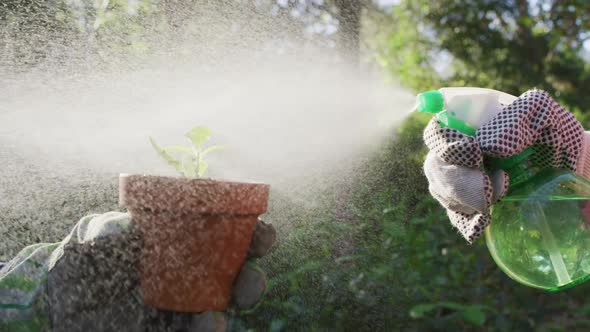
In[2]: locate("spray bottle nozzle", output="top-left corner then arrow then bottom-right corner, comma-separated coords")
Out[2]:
414,89 -> 477,136
415,90 -> 445,114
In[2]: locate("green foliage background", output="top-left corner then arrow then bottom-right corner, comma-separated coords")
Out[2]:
4,0 -> 590,331
237,1 -> 590,330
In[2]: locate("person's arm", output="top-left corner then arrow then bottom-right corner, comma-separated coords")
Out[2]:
0,213 -> 126,331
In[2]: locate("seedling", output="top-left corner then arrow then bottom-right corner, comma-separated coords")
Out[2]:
150,126 -> 224,177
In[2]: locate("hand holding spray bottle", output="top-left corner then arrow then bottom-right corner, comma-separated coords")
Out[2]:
417,87 -> 590,291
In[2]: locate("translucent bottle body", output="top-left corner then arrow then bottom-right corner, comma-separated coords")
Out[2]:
438,87 -> 517,129
485,168 -> 590,291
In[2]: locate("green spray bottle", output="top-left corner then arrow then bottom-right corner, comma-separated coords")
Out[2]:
416,87 -> 590,291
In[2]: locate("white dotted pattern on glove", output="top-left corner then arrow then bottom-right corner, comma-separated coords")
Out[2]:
423,89 -> 584,243
477,89 -> 584,170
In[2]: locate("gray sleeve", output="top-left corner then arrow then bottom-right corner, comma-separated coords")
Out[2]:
46,212 -> 149,332
46,212 -> 216,332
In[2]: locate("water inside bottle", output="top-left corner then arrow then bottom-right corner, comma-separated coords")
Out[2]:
485,169 -> 590,291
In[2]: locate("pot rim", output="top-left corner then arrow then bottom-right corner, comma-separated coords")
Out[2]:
119,173 -> 268,186
119,173 -> 270,215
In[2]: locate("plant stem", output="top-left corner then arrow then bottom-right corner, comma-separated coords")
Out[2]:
196,150 -> 200,177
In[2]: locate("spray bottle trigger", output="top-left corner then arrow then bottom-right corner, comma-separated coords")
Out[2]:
438,111 -> 477,136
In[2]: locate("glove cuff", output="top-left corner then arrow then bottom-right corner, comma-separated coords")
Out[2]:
576,131 -> 590,180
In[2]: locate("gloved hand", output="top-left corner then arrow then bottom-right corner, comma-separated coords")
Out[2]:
423,89 -> 590,243
45,212 -> 277,332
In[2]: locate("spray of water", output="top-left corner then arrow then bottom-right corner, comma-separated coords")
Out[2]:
0,1 -> 414,260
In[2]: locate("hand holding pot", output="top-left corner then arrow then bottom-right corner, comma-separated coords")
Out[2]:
0,212 -> 276,331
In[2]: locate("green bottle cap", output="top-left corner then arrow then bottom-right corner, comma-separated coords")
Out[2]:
416,90 -> 445,114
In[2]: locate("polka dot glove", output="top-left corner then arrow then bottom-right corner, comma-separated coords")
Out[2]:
423,89 -> 590,243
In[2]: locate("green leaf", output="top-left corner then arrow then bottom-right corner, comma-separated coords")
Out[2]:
201,145 -> 225,157
409,304 -> 438,319
185,126 -> 211,149
149,137 -> 183,174
461,306 -> 486,326
383,220 -> 406,239
269,319 -> 286,332
335,255 -> 360,264
410,302 -> 487,326
165,145 -> 193,155
152,126 -> 224,178
197,160 -> 208,177
437,301 -> 465,311
0,275 -> 39,292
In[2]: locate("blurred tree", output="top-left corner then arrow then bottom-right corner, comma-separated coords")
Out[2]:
0,0 -> 387,71
333,0 -> 363,63
378,0 -> 590,125
0,0 -> 80,67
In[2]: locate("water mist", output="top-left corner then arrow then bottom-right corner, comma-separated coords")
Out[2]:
0,1 -> 414,260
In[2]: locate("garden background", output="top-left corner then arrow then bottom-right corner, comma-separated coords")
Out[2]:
3,0 -> 590,331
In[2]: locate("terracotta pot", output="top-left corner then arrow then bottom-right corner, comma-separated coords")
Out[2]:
119,174 -> 269,312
